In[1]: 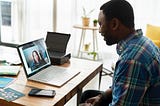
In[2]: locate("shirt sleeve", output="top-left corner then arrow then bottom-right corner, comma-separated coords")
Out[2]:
110,59 -> 150,106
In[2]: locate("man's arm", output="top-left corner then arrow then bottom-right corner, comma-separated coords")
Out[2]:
85,88 -> 112,105
111,60 -> 149,106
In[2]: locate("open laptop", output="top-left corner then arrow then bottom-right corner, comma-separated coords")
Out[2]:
45,32 -> 71,57
17,38 -> 80,87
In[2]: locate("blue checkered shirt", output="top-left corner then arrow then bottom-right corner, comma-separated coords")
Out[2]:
110,29 -> 160,106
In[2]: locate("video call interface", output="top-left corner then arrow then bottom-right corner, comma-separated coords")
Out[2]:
21,39 -> 50,75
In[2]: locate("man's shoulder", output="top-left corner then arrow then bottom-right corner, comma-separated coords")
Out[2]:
123,37 -> 159,63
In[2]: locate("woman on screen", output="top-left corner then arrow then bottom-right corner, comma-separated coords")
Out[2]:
31,50 -> 46,70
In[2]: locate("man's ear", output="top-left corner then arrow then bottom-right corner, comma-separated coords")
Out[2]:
110,18 -> 119,30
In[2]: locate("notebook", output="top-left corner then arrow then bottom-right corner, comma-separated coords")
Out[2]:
45,32 -> 71,57
17,38 -> 80,87
0,66 -> 21,76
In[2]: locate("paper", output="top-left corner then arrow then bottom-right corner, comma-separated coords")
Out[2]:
0,77 -> 15,88
0,88 -> 25,101
0,66 -> 21,75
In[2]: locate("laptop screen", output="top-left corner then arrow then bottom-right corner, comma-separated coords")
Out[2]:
17,38 -> 51,76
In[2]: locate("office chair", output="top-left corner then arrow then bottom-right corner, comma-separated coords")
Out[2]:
146,24 -> 160,48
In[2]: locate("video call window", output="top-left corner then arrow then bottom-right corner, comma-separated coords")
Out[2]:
21,41 -> 49,75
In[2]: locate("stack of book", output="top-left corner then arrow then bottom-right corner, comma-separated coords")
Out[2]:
0,60 -> 21,76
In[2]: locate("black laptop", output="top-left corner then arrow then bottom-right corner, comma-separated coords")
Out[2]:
45,32 -> 71,57
45,32 -> 71,65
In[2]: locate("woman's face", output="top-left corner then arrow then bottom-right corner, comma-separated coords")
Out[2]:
33,51 -> 40,62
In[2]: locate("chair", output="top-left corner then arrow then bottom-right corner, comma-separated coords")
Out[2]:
98,62 -> 115,89
102,67 -> 114,77
146,24 -> 160,48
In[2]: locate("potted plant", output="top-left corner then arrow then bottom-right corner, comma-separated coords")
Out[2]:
88,51 -> 97,60
84,43 -> 90,51
93,19 -> 98,27
82,7 -> 94,26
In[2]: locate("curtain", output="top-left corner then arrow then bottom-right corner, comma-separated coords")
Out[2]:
22,0 -> 53,42
4,0 -> 53,43
12,0 -> 24,42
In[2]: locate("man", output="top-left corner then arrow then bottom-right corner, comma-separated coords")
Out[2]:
80,0 -> 160,106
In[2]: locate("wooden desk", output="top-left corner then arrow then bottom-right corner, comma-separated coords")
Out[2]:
73,25 -> 99,60
0,57 -> 102,106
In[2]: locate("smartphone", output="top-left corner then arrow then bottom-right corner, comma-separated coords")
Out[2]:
28,88 -> 56,97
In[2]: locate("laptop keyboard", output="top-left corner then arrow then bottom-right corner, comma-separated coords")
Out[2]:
37,71 -> 55,82
29,65 -> 80,86
32,66 -> 69,82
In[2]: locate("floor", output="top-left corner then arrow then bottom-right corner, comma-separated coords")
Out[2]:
65,52 -> 118,106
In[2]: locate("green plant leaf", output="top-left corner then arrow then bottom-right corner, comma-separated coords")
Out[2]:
82,7 -> 94,17
86,9 -> 94,17
82,7 -> 86,17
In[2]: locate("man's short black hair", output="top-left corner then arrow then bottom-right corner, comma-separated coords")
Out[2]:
100,0 -> 134,28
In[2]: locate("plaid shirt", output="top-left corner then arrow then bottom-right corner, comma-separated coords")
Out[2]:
110,29 -> 160,106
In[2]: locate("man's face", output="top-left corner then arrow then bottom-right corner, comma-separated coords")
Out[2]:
98,10 -> 117,45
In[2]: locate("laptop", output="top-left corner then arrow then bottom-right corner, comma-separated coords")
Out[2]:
45,32 -> 71,57
17,38 -> 80,87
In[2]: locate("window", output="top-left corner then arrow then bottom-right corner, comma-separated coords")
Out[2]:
0,0 -> 17,47
1,1 -> 11,26
0,0 -> 53,47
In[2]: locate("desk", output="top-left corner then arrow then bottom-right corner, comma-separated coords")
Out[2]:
0,54 -> 102,106
73,25 -> 99,60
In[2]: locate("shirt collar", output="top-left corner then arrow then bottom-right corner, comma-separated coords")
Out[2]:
116,29 -> 143,55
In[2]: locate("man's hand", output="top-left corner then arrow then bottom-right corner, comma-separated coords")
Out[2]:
85,94 -> 102,105
80,88 -> 112,106
79,103 -> 93,106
